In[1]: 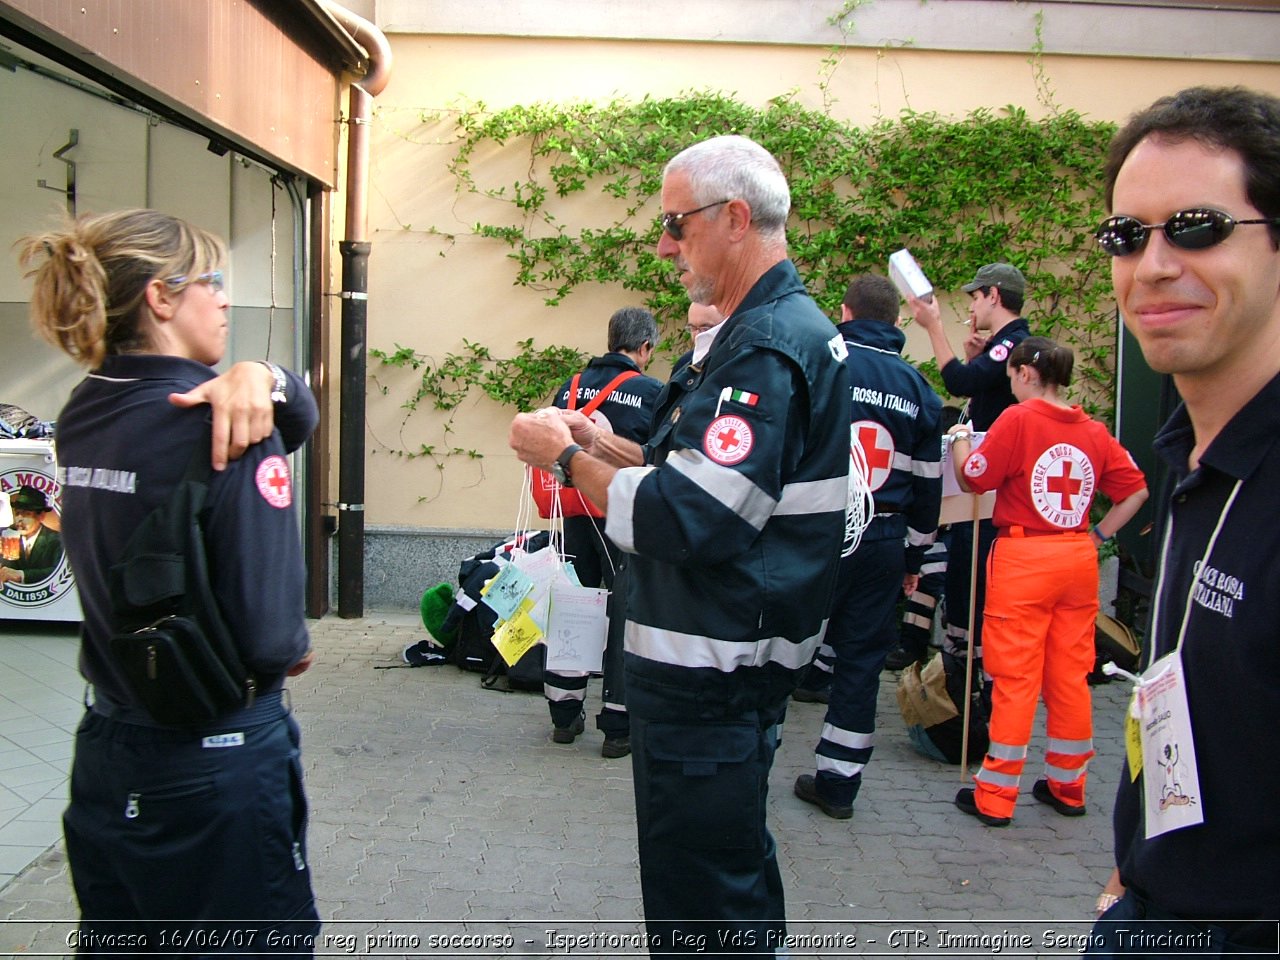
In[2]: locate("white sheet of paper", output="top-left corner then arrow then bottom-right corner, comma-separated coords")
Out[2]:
939,431 -> 996,524
544,582 -> 608,673
1138,650 -> 1204,838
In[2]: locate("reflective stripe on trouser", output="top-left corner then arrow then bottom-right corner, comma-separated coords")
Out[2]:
944,517 -> 999,657
898,587 -> 939,658
796,641 -> 835,695
545,672 -> 588,729
973,533 -> 1098,819
813,537 -> 904,808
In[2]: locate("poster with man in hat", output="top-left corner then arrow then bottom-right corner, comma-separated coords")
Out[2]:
1,485 -> 65,586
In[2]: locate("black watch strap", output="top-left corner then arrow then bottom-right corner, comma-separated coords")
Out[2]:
556,443 -> 584,488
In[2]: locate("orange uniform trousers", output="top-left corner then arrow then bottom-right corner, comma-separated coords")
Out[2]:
973,530 -> 1097,820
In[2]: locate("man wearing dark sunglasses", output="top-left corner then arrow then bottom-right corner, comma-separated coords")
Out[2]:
1088,86 -> 1280,955
510,134 -> 851,956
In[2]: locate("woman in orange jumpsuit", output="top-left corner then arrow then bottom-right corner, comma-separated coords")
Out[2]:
947,337 -> 1148,826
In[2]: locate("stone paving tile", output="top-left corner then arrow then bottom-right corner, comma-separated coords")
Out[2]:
0,613 -> 1133,955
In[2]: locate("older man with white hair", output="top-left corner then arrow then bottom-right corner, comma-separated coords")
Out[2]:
511,135 -> 850,955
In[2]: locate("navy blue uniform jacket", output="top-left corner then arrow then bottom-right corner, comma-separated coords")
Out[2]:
606,261 -> 852,715
56,355 -> 318,717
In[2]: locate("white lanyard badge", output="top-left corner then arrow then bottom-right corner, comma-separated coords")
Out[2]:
1105,479 -> 1241,838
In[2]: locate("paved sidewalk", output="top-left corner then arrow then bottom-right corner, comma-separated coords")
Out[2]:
0,613 -> 1129,957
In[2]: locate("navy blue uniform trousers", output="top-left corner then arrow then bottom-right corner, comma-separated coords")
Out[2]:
628,683 -> 786,958
813,528 -> 905,807
63,692 -> 320,956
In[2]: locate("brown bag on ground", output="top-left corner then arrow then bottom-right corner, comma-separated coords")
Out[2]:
897,652 -> 960,729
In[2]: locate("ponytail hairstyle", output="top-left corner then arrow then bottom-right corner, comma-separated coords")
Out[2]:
17,209 -> 225,369
1007,336 -> 1074,388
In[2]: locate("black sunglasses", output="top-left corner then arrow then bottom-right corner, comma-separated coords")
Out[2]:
1096,208 -> 1280,258
660,200 -> 731,241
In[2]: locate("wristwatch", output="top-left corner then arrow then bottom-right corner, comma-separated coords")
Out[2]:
549,444 -> 584,488
259,361 -> 287,404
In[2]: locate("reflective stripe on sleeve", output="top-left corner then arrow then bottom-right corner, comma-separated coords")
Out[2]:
604,465 -> 655,553
912,458 -> 943,478
666,448 -> 776,531
907,526 -> 936,547
625,619 -> 826,673
775,476 -> 848,516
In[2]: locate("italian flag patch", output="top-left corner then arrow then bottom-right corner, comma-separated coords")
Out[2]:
728,389 -> 759,406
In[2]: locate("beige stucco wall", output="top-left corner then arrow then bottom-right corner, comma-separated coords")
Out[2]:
353,28 -> 1280,531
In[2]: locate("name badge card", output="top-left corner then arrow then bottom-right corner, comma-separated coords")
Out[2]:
491,598 -> 544,667
480,562 -> 536,622
544,582 -> 608,673
1136,650 -> 1204,838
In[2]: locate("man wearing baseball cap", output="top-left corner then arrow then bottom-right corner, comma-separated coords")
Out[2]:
0,485 -> 64,585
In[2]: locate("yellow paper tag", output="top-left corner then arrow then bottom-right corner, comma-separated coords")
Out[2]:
1125,711 -> 1143,781
491,599 -> 544,667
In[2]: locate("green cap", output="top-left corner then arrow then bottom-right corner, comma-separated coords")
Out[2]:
962,263 -> 1026,296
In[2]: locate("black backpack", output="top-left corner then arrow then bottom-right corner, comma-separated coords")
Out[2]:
441,533 -> 550,691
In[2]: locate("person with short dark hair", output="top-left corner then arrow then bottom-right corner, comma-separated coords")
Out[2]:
946,336 -> 1147,830
791,273 -> 943,820
1086,86 -> 1280,950
543,306 -> 662,758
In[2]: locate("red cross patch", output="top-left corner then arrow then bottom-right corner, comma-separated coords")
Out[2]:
255,455 -> 293,508
851,420 -> 895,491
1030,443 -> 1095,527
704,415 -> 754,466
989,343 -> 1010,363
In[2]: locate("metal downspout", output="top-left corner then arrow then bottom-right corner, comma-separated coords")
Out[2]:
318,0 -> 392,617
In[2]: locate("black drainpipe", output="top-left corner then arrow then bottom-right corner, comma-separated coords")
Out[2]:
319,0 -> 392,617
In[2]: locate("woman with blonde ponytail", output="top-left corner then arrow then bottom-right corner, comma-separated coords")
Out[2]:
18,209 -> 321,952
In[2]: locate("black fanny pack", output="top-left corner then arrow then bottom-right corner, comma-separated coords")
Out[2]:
108,438 -> 256,726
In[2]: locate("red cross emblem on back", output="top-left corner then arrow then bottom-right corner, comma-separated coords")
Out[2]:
1046,462 -> 1082,511
851,420 -> 895,491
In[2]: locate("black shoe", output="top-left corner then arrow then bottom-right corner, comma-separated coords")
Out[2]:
601,736 -> 631,759
552,713 -> 585,744
954,787 -> 1011,827
1032,778 -> 1086,817
883,645 -> 923,672
792,687 -> 830,704
793,774 -> 852,820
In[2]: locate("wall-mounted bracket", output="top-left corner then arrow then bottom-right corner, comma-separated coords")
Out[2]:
36,128 -> 78,216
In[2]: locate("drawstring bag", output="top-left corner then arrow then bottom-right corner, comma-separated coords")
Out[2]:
530,369 -> 638,519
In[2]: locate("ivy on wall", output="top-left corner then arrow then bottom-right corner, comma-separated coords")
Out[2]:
374,90 -> 1120,469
